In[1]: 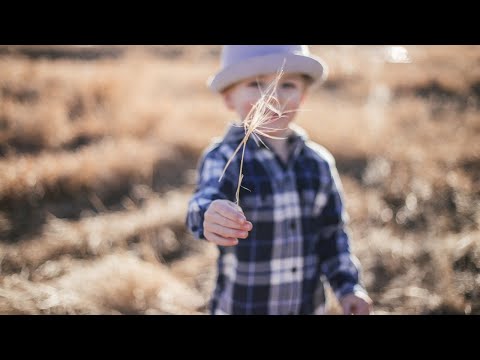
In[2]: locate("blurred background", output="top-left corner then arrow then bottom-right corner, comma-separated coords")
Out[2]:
0,45 -> 478,314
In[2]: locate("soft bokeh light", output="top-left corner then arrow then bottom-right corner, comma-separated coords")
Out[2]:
385,46 -> 412,63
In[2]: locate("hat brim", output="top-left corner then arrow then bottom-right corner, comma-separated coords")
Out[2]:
207,52 -> 328,93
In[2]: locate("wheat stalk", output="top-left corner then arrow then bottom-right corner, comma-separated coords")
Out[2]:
219,66 -> 293,205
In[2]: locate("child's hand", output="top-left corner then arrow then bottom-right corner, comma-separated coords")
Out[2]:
340,291 -> 373,315
203,200 -> 253,246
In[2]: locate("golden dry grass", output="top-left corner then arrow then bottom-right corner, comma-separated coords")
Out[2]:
0,45 -> 479,314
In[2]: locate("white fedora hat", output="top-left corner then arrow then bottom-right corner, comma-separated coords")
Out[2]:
208,45 -> 328,93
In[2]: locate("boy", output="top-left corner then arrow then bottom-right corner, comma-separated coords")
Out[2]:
187,45 -> 372,315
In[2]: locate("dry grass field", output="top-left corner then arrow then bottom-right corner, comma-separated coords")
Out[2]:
0,45 -> 479,314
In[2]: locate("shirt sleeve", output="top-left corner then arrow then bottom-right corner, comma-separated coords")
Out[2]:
317,159 -> 368,301
186,145 -> 237,240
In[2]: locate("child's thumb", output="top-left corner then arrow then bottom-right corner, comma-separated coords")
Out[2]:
227,201 -> 244,214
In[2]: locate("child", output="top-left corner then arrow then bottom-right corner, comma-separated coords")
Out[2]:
187,45 -> 372,315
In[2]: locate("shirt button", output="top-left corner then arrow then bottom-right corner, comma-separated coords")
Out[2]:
291,267 -> 297,273
290,221 -> 296,230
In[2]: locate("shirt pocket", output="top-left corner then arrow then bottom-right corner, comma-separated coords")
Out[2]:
238,179 -> 258,210
238,179 -> 274,222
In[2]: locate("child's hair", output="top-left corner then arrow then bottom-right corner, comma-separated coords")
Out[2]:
208,45 -> 328,93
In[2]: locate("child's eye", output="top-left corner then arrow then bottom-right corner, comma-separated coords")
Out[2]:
281,82 -> 297,89
247,81 -> 264,88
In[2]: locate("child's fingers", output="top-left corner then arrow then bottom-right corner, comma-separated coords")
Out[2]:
208,212 -> 252,231
206,223 -> 249,239
225,200 -> 244,213
341,302 -> 352,315
215,203 -> 246,224
204,230 -> 238,247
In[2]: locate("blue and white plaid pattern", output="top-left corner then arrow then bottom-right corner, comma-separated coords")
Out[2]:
187,124 -> 367,315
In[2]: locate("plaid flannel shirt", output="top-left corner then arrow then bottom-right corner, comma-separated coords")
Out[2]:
187,124 -> 367,315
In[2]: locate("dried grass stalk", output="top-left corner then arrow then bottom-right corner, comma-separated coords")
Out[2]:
218,66 -> 290,205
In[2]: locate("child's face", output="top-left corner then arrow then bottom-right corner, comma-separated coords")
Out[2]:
221,73 -> 308,135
